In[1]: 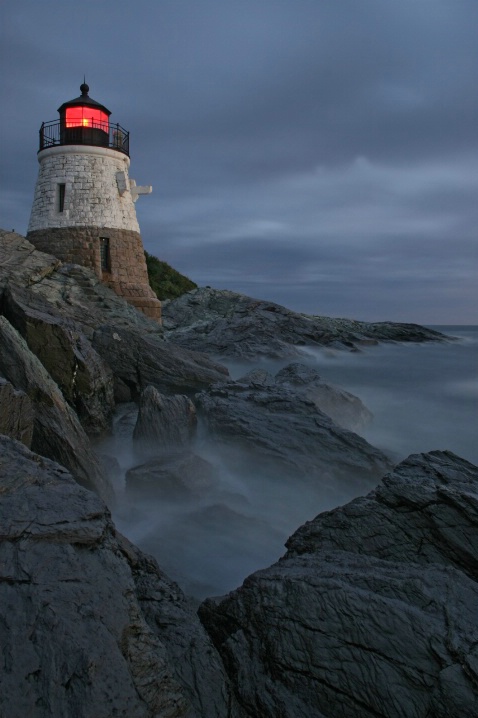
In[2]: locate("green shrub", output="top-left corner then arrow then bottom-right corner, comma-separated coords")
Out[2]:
145,251 -> 197,301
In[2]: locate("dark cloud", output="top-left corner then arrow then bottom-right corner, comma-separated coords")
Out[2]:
1,0 -> 477,322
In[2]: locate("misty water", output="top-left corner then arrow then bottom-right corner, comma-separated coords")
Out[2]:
102,325 -> 478,599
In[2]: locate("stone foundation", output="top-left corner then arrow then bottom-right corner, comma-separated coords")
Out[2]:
27,226 -> 161,322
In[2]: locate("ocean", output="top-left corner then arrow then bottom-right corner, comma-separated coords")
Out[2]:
107,325 -> 478,598
295,325 -> 478,467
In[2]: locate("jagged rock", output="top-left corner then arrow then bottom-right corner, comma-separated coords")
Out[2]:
113,401 -> 140,436
196,368 -> 391,492
0,316 -> 112,503
274,362 -> 371,431
200,451 -> 478,718
133,386 -> 197,452
0,435 -> 241,718
0,377 -> 34,447
0,231 -> 148,430
4,285 -> 115,435
92,325 -> 229,398
97,452 -> 122,484
162,287 -> 448,360
126,452 -> 218,499
285,450 -> 478,571
0,230 -> 156,333
0,231 -> 229,412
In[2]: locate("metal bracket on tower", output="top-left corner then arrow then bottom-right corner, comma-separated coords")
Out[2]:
129,179 -> 152,203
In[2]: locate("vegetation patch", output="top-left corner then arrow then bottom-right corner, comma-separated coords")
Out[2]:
145,251 -> 197,300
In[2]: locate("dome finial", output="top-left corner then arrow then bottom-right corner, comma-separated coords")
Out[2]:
80,78 -> 89,96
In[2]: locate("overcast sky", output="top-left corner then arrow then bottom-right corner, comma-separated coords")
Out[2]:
1,0 -> 477,323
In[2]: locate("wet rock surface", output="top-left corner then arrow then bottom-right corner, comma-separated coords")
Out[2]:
200,451 -> 478,718
0,376 -> 34,447
92,324 -> 228,399
162,287 -> 448,360
3,285 -> 115,435
274,362 -> 372,431
0,316 -> 112,503
285,450 -> 478,570
0,435 -> 240,718
133,386 -> 197,452
196,366 -> 392,492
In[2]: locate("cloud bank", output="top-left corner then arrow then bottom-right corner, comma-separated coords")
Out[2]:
1,0 -> 477,322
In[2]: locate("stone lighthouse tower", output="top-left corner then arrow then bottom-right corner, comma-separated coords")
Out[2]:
27,82 -> 161,321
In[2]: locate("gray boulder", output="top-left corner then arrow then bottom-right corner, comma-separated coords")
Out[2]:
0,435 -> 241,718
162,287 -> 448,360
133,386 -> 197,452
0,377 -> 34,447
0,316 -> 112,503
196,368 -> 391,492
92,325 -> 229,398
275,362 -> 372,431
4,285 -> 115,435
200,451 -> 478,718
285,450 -> 478,573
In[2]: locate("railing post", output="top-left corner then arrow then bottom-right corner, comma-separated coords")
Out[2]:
37,119 -> 129,156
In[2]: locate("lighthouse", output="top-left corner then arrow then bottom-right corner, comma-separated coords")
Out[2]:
27,82 -> 161,321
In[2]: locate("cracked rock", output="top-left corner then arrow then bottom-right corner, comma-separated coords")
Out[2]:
200,451 -> 478,718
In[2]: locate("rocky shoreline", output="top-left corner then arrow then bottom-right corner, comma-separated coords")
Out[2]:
1,229 -> 476,718
161,286 -> 447,360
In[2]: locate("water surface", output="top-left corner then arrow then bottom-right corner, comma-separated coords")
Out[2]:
104,325 -> 477,598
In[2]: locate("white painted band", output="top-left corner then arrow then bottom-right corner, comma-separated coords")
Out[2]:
38,144 -> 131,167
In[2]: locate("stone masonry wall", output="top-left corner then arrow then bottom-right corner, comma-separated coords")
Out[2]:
27,226 -> 161,322
27,146 -> 140,233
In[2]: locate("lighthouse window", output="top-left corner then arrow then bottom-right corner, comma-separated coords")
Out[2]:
100,237 -> 110,272
58,184 -> 66,212
65,107 -> 109,131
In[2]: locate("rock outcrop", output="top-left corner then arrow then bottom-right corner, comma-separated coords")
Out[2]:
92,325 -> 228,399
0,435 -> 241,718
0,230 -> 228,498
0,316 -> 112,503
162,287 -> 448,360
196,367 -> 392,492
0,230 -> 159,333
5,284 -> 115,435
200,450 -> 478,718
0,377 -> 34,447
133,386 -> 197,452
0,231 -> 229,420
274,362 -> 372,431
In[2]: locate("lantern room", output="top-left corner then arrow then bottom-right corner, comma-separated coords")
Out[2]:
58,82 -> 110,147
38,82 -> 129,155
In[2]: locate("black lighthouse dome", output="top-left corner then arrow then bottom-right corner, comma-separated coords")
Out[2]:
58,83 -> 111,124
39,83 -> 129,155
58,82 -> 111,148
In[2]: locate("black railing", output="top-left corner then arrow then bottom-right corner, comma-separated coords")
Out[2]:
39,119 -> 130,156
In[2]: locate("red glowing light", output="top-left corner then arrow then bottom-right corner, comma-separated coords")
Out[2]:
65,107 -> 109,130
